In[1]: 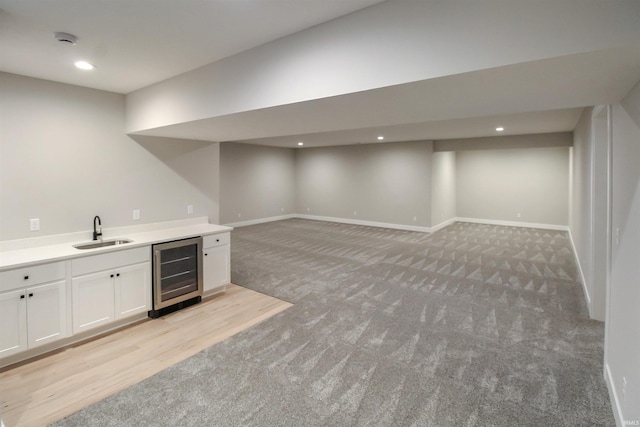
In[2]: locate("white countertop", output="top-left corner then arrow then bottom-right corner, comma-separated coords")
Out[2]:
0,222 -> 232,271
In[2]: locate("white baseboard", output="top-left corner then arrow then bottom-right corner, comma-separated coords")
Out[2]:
227,214 -> 571,234
223,214 -> 296,228
430,217 -> 457,232
295,214 -> 432,233
455,217 -> 569,231
605,363 -> 624,427
567,227 -> 592,315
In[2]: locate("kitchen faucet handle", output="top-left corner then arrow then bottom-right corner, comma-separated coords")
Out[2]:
93,215 -> 103,240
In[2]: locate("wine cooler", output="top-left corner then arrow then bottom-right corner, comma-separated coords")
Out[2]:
149,236 -> 203,318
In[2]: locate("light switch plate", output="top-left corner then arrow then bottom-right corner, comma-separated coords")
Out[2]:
133,209 -> 140,220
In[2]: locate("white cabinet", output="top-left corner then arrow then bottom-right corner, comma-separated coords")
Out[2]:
26,281 -> 68,348
71,247 -> 150,334
0,225 -> 231,365
0,289 -> 27,357
203,233 -> 230,296
0,262 -> 67,358
115,263 -> 150,319
72,270 -> 116,333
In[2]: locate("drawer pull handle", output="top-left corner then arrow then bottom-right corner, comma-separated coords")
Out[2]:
110,274 -> 114,278
20,295 -> 25,299
24,275 -> 29,280
28,293 -> 34,298
216,239 -> 220,242
204,253 -> 208,256
116,273 -> 120,277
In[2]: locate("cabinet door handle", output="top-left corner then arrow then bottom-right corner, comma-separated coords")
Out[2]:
20,294 -> 25,299
110,274 -> 114,278
216,239 -> 220,242
28,293 -> 34,298
204,253 -> 208,256
24,275 -> 29,280
116,273 -> 120,277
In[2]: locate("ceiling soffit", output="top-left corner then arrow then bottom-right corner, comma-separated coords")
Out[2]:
133,47 -> 640,146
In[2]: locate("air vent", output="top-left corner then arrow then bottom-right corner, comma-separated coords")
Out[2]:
54,32 -> 78,45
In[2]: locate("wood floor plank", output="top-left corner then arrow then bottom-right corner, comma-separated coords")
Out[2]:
0,284 -> 292,427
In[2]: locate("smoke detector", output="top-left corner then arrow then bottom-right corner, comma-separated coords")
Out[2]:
54,32 -> 78,45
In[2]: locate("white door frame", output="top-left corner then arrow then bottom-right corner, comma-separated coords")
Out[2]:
589,105 -> 612,323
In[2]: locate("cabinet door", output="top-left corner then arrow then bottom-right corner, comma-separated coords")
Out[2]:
0,289 -> 27,357
72,271 -> 115,334
203,245 -> 230,294
27,280 -> 68,349
115,262 -> 150,319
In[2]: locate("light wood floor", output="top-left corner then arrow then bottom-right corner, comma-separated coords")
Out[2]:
0,284 -> 292,427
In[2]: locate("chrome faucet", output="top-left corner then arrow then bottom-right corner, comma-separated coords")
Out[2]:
93,215 -> 102,241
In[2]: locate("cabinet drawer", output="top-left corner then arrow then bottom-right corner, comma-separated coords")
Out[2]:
203,232 -> 230,248
0,261 -> 66,292
72,246 -> 150,277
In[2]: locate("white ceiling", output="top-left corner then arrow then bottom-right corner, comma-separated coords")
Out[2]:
224,109 -> 585,148
2,1 -> 639,147
0,0 -> 384,94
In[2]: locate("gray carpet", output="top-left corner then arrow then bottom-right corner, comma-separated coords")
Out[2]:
52,219 -> 613,426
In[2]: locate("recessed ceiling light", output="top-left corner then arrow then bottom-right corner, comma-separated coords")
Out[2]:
377,136 -> 384,140
495,127 -> 504,132
297,142 -> 304,146
74,61 -> 94,70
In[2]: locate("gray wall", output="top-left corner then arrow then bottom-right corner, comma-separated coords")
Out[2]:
456,147 -> 570,226
219,142 -> 295,224
567,90 -> 640,423
606,83 -> 640,422
0,73 -> 220,241
430,151 -> 457,227
220,135 -> 572,230
295,141 -> 432,227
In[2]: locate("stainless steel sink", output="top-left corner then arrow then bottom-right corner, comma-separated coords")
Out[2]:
73,238 -> 133,250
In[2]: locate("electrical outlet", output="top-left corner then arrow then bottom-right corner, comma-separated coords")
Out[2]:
281,207 -> 284,213
307,207 -> 310,212
237,213 -> 242,218
187,205 -> 193,215
30,218 -> 40,231
353,211 -> 357,216
516,212 -> 521,218
133,209 -> 140,220
413,216 -> 417,222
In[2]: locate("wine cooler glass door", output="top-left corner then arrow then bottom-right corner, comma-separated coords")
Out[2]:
153,237 -> 203,310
